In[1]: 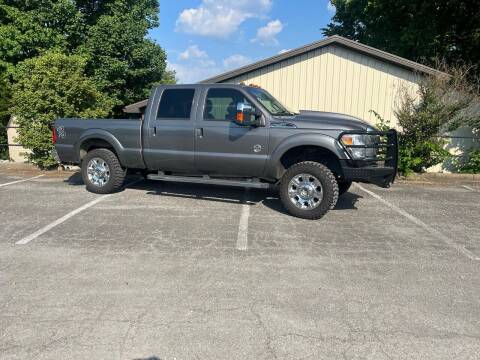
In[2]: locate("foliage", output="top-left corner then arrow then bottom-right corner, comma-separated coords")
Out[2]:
78,0 -> 171,114
0,63 -> 10,159
0,0 -> 173,115
11,52 -> 113,168
323,0 -> 480,75
453,148 -> 480,174
372,64 -> 480,175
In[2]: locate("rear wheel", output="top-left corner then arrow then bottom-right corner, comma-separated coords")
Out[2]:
338,180 -> 352,196
279,161 -> 339,220
82,148 -> 125,194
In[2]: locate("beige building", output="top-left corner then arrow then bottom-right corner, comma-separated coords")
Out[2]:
200,35 -> 442,128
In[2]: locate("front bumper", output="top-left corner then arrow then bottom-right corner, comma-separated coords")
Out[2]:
339,129 -> 398,188
340,160 -> 396,188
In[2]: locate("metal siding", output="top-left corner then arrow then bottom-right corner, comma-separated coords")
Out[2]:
222,44 -> 420,127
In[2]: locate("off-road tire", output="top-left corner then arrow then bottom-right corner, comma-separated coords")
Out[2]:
338,180 -> 353,196
82,148 -> 126,194
279,161 -> 339,220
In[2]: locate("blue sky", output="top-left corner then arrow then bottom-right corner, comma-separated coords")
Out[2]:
149,0 -> 336,83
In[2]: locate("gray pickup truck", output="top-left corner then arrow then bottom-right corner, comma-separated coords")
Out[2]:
53,84 -> 397,219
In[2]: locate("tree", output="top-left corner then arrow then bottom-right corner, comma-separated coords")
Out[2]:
79,0 -> 169,113
11,52 -> 113,168
323,0 -> 480,73
0,0 -> 172,115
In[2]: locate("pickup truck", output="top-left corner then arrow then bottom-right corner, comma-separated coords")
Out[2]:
53,84 -> 397,219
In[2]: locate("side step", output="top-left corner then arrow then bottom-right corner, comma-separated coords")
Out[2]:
147,173 -> 271,189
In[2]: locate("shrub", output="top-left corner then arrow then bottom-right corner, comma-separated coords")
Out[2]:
373,63 -> 480,176
11,52 -> 113,168
0,64 -> 10,160
454,148 -> 480,174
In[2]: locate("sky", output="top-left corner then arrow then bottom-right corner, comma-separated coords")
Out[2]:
149,0 -> 336,83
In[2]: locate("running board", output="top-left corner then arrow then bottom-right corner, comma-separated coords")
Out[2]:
147,173 -> 271,189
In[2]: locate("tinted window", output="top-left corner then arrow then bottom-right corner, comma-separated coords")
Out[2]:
157,89 -> 195,119
204,88 -> 254,121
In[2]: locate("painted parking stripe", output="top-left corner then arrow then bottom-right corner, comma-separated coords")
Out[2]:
0,175 -> 44,188
16,178 -> 143,245
236,190 -> 250,251
355,183 -> 480,261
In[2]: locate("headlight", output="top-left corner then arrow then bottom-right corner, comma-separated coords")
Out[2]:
340,134 -> 379,160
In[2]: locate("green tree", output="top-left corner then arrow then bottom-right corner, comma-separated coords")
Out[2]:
79,0 -> 169,113
323,0 -> 480,73
1,0 -> 172,115
11,52 -> 113,168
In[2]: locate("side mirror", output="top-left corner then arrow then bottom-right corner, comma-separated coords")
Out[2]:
234,102 -> 262,127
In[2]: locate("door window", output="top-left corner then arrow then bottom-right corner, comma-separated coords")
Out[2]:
204,88 -> 255,121
157,89 -> 195,120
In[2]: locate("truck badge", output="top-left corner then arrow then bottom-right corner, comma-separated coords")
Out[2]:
253,144 -> 262,153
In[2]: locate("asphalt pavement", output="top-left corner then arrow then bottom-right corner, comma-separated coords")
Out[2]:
0,170 -> 479,360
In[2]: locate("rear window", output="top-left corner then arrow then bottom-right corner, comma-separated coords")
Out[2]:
157,89 -> 195,119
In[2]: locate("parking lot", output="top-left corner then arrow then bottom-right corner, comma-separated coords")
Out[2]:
0,169 -> 479,360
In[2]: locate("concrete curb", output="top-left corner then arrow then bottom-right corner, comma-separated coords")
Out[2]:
398,173 -> 480,185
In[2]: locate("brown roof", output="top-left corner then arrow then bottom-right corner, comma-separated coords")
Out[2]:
124,35 -> 443,113
201,35 -> 442,83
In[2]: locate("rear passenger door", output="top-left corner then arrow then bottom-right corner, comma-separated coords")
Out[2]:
194,87 -> 268,177
143,87 -> 198,172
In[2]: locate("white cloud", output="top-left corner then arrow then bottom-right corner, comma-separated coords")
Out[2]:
223,54 -> 252,70
168,62 -> 221,84
170,51 -> 255,83
176,0 -> 273,38
327,2 -> 336,13
252,19 -> 284,46
179,45 -> 208,60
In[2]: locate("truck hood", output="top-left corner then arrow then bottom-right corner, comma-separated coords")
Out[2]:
272,110 -> 372,131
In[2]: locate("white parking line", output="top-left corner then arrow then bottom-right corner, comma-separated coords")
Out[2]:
462,185 -> 478,192
0,175 -> 44,188
236,190 -> 250,251
354,183 -> 480,261
16,178 -> 143,245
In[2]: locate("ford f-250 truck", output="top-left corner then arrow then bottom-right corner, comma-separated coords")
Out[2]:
53,84 -> 398,219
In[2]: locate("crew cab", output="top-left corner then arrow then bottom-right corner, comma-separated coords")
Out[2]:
53,84 -> 398,219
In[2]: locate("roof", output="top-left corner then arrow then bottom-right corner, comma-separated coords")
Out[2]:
200,35 -> 443,83
124,35 -> 443,113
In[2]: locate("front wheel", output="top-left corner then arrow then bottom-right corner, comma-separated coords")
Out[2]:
279,161 -> 339,220
81,148 -> 126,194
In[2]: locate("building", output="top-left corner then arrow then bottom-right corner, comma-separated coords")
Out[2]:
125,35 -> 442,129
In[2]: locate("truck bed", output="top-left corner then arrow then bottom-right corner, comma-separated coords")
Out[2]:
54,118 -> 144,168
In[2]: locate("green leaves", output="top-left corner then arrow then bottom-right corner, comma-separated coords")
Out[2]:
11,52 -> 114,168
0,0 -> 174,166
324,0 -> 480,76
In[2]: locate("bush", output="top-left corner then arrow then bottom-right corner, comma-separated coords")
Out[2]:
373,63 -> 480,176
11,52 -> 113,168
454,148 -> 480,174
0,64 -> 10,160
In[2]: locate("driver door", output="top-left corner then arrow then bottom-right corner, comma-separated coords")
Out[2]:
194,87 -> 269,177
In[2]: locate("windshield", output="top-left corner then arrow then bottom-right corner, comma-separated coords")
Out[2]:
247,88 -> 295,116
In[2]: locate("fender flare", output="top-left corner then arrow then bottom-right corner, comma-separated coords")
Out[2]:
265,133 -> 349,179
75,129 -> 126,164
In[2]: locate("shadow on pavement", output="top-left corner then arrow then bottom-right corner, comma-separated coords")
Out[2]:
65,172 -> 361,213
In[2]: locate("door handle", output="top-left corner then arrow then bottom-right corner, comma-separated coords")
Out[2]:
196,128 -> 204,138
153,126 -> 156,136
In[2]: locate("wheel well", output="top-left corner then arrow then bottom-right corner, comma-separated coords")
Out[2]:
79,139 -> 118,161
280,146 -> 343,177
